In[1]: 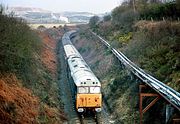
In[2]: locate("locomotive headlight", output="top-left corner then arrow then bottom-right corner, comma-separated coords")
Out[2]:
77,108 -> 84,112
95,108 -> 101,112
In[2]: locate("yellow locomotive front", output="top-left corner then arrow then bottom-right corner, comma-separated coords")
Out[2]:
76,85 -> 102,113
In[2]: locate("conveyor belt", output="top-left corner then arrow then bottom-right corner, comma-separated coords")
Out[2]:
92,32 -> 180,111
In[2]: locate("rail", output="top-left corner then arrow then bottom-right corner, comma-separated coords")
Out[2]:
91,32 -> 180,111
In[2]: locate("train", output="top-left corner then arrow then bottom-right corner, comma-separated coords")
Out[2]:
62,30 -> 102,113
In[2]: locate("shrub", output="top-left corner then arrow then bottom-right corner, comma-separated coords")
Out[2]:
103,15 -> 111,22
139,2 -> 179,20
124,21 -> 180,91
89,16 -> 100,29
112,7 -> 139,32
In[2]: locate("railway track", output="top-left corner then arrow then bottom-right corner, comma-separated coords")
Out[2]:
58,37 -> 81,124
60,32 -> 106,124
81,116 -> 97,124
60,30 -> 120,124
80,113 -> 104,124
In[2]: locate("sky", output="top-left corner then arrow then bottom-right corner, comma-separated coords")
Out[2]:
0,0 -> 123,14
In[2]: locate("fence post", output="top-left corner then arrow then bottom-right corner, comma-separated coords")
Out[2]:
151,17 -> 153,22
163,17 -> 165,21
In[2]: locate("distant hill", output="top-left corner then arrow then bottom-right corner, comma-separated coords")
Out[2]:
6,7 -> 96,24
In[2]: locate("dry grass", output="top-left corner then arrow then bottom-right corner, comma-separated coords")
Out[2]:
0,62 -> 66,124
134,20 -> 180,33
38,31 -> 57,78
0,73 -> 39,124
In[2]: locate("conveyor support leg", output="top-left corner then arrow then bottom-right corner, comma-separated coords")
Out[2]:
139,84 -> 161,124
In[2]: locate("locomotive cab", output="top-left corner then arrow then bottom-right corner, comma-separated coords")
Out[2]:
76,81 -> 102,113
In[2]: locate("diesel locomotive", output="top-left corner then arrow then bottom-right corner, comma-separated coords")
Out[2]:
62,30 -> 102,113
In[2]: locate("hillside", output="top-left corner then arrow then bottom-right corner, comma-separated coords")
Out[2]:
6,7 -> 95,23
87,1 -> 180,123
125,21 -> 180,91
75,21 -> 180,124
0,8 -> 66,123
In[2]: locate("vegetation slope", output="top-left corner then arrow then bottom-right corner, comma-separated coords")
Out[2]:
88,0 -> 180,123
0,7 -> 66,123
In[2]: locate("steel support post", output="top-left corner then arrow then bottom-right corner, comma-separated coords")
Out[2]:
139,84 -> 161,124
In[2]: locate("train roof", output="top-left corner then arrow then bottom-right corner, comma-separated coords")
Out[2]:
62,30 -> 101,87
68,56 -> 101,87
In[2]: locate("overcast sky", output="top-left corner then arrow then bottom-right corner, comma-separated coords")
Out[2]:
1,0 -> 123,14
